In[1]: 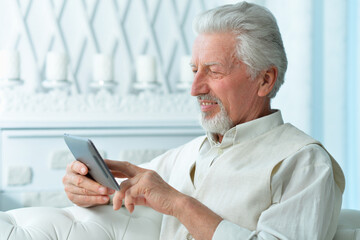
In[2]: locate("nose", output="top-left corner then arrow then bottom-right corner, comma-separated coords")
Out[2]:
191,71 -> 209,96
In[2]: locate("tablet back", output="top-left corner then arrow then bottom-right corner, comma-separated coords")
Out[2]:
64,134 -> 120,191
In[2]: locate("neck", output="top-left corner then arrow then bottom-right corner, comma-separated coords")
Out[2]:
216,104 -> 274,143
243,100 -> 273,124
210,134 -> 224,143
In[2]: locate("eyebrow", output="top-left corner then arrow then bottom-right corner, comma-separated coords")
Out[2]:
204,62 -> 222,66
189,62 -> 223,68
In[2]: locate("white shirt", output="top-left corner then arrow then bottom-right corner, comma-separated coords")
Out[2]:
202,112 -> 342,239
212,143 -> 342,239
142,111 -> 343,239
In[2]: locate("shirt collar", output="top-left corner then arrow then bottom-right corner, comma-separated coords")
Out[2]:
206,110 -> 284,148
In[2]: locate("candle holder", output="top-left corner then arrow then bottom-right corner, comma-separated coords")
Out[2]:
42,79 -> 71,91
89,54 -> 117,93
134,55 -> 160,93
89,80 -> 118,93
0,50 -> 23,88
0,78 -> 24,88
42,52 -> 71,92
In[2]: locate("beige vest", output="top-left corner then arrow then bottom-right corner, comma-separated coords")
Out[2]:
159,123 -> 345,239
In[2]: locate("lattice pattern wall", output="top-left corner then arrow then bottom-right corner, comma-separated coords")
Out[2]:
0,0 -> 223,95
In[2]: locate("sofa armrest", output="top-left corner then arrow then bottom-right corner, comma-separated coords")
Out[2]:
334,209 -> 360,240
0,205 -> 162,240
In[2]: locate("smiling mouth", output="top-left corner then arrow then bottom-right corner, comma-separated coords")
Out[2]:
200,101 -> 218,106
197,95 -> 220,112
199,100 -> 218,113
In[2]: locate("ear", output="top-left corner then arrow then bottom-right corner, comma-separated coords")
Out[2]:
257,66 -> 278,97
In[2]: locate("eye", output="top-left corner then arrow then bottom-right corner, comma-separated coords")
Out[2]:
209,66 -> 222,74
209,69 -> 221,75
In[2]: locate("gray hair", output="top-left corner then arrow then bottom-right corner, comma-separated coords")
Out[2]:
192,1 -> 287,98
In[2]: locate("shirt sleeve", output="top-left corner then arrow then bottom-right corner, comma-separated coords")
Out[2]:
138,145 -> 182,182
212,144 -> 343,240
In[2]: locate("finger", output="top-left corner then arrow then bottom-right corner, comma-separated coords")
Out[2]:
111,170 -> 130,179
67,192 -> 110,207
116,175 -> 142,211
122,177 -> 145,213
123,188 -> 147,213
65,172 -> 113,195
67,160 -> 88,175
113,191 -> 123,210
64,183 -> 112,196
119,176 -> 141,198
105,160 -> 144,178
124,190 -> 136,213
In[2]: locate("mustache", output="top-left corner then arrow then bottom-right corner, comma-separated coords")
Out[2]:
197,94 -> 221,104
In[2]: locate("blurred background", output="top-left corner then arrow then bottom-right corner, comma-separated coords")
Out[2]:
0,0 -> 358,211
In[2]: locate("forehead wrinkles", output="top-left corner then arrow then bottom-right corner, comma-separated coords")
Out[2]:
191,34 -> 245,76
196,48 -> 237,67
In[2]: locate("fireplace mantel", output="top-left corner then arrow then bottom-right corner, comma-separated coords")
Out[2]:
0,90 -> 204,211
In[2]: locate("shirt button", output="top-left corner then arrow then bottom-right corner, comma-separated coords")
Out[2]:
218,148 -> 223,155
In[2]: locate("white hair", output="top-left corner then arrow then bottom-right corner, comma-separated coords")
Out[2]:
193,1 -> 287,98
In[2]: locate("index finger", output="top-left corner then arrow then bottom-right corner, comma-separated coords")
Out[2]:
104,160 -> 144,178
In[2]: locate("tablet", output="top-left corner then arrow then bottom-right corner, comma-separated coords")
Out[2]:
64,134 -> 120,191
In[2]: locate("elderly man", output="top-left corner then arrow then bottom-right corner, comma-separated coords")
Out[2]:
63,2 -> 345,239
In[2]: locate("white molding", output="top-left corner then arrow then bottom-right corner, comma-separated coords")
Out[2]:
0,89 -> 199,122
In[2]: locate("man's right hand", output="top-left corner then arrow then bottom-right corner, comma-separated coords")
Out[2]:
62,160 -> 115,207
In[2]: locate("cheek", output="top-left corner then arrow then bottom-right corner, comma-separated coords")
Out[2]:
225,83 -> 256,115
209,78 -> 256,113
212,82 -> 238,113
210,81 -> 230,103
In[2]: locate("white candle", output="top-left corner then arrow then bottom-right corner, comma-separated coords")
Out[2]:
136,55 -> 156,83
180,55 -> 193,83
93,54 -> 113,82
0,50 -> 20,79
46,52 -> 68,81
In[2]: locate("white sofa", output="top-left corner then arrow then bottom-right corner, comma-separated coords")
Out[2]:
334,209 -> 360,240
0,205 -> 162,240
0,205 -> 359,239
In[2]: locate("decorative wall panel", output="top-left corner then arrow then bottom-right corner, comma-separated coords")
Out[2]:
0,0 -> 215,94
0,0 -> 359,210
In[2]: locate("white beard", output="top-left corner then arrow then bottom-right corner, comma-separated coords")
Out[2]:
197,95 -> 233,135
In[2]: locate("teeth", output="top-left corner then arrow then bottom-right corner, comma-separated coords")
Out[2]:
201,102 -> 215,106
